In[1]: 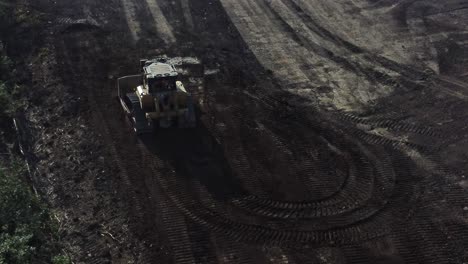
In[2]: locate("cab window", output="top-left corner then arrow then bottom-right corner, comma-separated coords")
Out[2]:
147,77 -> 176,93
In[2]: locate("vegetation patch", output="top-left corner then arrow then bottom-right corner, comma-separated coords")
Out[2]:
0,4 -> 69,264
0,56 -> 70,264
0,164 -> 70,264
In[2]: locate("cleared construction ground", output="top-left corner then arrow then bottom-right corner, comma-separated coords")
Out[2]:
10,0 -> 468,263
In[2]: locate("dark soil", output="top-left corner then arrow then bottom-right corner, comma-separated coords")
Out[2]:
7,0 -> 468,263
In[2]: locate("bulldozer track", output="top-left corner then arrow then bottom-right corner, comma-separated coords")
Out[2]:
192,88 -> 419,243
129,104 -> 411,247
216,98 -> 458,259
222,135 -> 266,197
206,103 -> 271,198
230,130 -> 401,226
232,155 -> 374,217
336,112 -> 443,138
211,235 -> 257,264
185,220 -> 218,264
346,126 -> 434,153
133,134 -> 396,246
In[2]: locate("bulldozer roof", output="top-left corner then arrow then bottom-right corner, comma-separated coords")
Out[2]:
144,62 -> 178,78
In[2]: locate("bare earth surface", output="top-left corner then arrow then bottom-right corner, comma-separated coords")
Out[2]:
12,0 -> 468,263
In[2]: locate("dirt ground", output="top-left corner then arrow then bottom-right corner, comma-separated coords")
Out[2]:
9,0 -> 468,263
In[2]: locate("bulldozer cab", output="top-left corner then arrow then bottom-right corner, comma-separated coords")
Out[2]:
146,76 -> 177,93
142,59 -> 179,94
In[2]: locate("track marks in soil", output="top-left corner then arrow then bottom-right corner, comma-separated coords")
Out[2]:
220,0 -> 468,112
119,0 -> 175,44
180,0 -> 195,31
120,0 -> 142,41
145,0 -> 176,44
158,192 -> 197,264
219,0 -> 310,88
47,0 -> 468,262
219,0 -> 396,110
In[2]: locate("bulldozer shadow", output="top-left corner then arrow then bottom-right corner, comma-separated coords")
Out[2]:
139,123 -> 247,202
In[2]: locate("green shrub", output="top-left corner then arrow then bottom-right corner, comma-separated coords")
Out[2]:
0,225 -> 34,264
52,254 -> 71,264
0,164 -> 60,264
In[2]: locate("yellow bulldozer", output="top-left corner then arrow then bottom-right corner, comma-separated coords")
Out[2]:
117,58 -> 200,133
